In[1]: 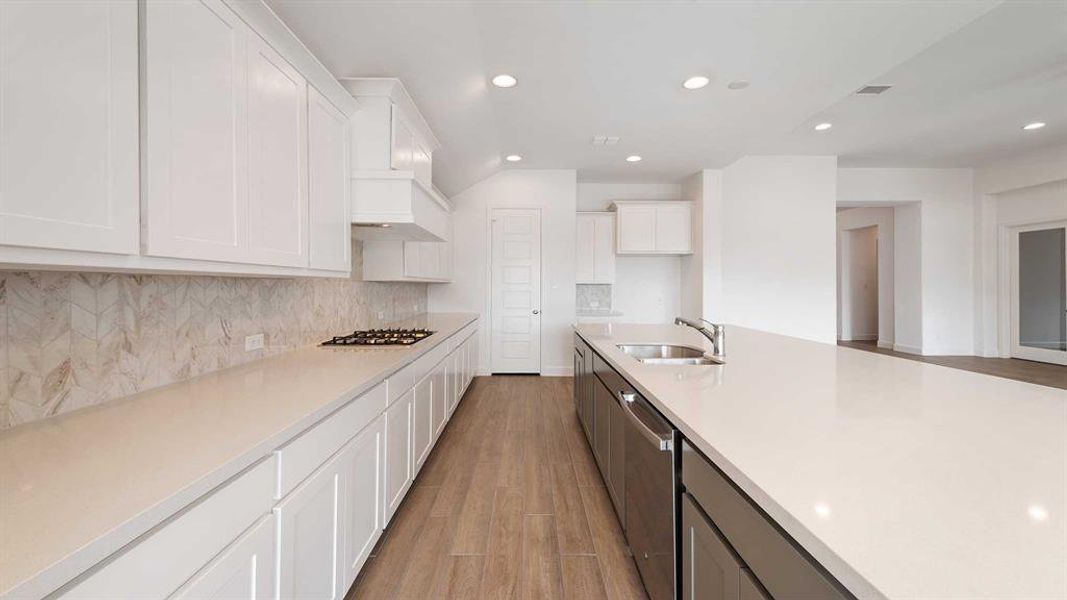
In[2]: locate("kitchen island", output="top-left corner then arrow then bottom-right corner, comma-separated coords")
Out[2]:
574,322 -> 1066,600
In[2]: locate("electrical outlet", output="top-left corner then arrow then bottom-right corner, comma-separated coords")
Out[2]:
244,333 -> 264,352
377,311 -> 385,320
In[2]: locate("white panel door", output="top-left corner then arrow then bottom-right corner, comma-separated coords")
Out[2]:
575,214 -> 597,283
246,34 -> 307,267
383,389 -> 413,524
412,375 -> 433,473
342,418 -> 383,589
617,205 -> 656,253
172,516 -> 275,600
1011,222 -> 1067,365
0,0 -> 138,254
308,86 -> 351,272
491,208 -> 542,373
655,204 -> 692,253
144,0 -> 248,262
275,448 -> 345,600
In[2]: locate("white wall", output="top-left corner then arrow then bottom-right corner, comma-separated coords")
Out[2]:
718,156 -> 839,343
430,170 -> 577,375
680,173 -> 703,319
837,207 -> 895,346
838,168 -> 975,355
576,182 -> 684,323
894,203 -> 923,353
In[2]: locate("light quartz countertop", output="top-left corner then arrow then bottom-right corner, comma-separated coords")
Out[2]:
574,322 -> 1066,600
0,312 -> 478,598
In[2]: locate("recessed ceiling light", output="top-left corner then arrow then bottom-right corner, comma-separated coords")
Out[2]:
1023,122 -> 1046,131
505,154 -> 522,162
682,76 -> 710,90
727,80 -> 750,90
626,155 -> 642,162
814,122 -> 833,131
491,74 -> 517,88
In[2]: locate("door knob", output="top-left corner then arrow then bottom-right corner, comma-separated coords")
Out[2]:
532,309 -> 540,315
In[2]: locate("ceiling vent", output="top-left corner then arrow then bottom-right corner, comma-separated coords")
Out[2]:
855,84 -> 892,95
592,135 -> 620,146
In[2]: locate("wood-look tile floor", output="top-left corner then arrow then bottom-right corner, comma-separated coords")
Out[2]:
838,340 -> 1067,390
347,376 -> 649,600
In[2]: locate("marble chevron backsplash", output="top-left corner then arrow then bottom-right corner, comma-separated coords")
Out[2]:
0,241 -> 427,429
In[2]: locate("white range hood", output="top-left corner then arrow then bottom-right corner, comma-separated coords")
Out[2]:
343,78 -> 451,241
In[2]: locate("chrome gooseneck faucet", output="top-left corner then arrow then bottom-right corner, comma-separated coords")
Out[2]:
674,317 -> 726,359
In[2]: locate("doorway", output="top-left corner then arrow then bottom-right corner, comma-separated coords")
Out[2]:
838,225 -> 879,343
490,208 -> 542,374
1010,221 -> 1067,365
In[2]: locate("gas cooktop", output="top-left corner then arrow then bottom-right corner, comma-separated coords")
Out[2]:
321,328 -> 434,346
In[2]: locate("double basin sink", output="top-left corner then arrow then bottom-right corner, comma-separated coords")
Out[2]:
617,344 -> 722,366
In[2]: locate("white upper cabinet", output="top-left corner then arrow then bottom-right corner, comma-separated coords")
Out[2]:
0,0 -> 138,254
246,34 -> 308,267
576,212 -> 616,283
143,0 -> 249,263
308,87 -> 351,272
614,201 -> 693,255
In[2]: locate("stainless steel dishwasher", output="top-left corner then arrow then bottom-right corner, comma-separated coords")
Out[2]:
620,388 -> 677,600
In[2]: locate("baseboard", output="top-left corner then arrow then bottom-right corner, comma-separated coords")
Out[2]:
893,343 -> 922,355
877,339 -> 893,349
851,334 -> 878,341
540,366 -> 574,377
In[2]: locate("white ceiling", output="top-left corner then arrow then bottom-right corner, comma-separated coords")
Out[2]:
266,0 -> 1066,195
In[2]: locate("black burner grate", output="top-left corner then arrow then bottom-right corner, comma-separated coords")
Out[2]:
321,328 -> 434,346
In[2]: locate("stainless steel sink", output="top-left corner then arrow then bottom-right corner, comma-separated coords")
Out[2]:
617,344 -> 722,365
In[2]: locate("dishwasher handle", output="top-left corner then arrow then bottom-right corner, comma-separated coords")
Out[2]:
619,391 -> 673,452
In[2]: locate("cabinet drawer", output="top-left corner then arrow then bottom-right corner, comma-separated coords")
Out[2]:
59,457 -> 275,598
275,381 -> 387,498
681,441 -> 849,600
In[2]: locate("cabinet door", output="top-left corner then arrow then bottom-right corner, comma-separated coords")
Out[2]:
575,215 -> 597,283
383,390 -> 413,524
0,0 -> 138,254
275,450 -> 345,600
390,107 -> 414,171
593,377 -> 611,476
616,205 -> 656,253
573,349 -> 583,412
681,493 -> 743,600
403,241 -> 421,278
655,204 -> 692,253
431,359 -> 447,438
593,214 -> 617,282
246,33 -> 307,267
446,352 -> 459,415
144,0 -> 249,262
342,418 -> 383,589
172,516 -> 275,600
420,242 -> 440,279
307,86 -> 351,272
413,375 -> 433,473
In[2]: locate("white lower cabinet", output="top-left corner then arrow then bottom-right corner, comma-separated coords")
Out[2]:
383,389 -> 414,524
274,448 -> 346,600
413,375 -> 433,473
275,415 -> 384,599
341,417 -> 383,588
431,359 -> 447,439
172,516 -> 275,600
